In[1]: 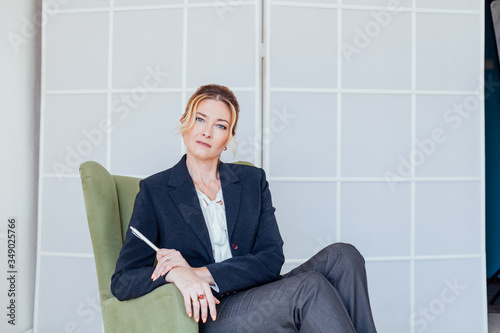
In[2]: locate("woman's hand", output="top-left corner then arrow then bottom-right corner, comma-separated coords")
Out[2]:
152,248 -> 191,281
151,248 -> 220,322
165,266 -> 220,323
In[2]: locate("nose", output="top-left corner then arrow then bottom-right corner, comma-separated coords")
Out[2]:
202,126 -> 213,138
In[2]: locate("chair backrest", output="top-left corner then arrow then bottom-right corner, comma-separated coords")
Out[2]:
80,161 -> 141,302
113,175 -> 142,239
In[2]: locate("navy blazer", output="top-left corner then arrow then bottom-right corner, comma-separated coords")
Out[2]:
111,155 -> 285,301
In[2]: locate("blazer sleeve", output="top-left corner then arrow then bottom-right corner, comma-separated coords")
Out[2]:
110,180 -> 168,301
205,168 -> 285,295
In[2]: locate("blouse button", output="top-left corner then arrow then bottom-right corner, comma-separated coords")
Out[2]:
232,243 -> 238,250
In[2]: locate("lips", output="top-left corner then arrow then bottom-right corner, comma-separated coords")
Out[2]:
196,141 -> 212,148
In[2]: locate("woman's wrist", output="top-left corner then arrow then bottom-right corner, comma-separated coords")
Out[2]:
192,267 -> 215,285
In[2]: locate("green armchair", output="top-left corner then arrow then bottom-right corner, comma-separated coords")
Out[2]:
79,161 -> 198,333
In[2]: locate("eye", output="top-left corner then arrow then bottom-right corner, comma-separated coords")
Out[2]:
216,124 -> 227,130
196,117 -> 204,122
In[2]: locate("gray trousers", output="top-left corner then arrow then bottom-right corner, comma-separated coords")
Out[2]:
200,243 -> 377,333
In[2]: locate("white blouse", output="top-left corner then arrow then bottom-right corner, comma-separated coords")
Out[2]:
195,188 -> 232,263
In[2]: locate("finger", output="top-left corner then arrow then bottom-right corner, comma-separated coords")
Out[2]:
181,291 -> 193,318
155,248 -> 175,262
153,257 -> 172,280
152,262 -> 165,280
160,263 -> 174,277
204,287 -> 217,322
160,258 -> 177,276
152,263 -> 164,280
191,294 -> 201,323
160,257 -> 191,277
199,293 -> 208,323
157,255 -> 172,265
152,266 -> 160,280
159,257 -> 171,270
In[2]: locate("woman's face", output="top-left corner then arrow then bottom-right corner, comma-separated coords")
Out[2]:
182,99 -> 232,162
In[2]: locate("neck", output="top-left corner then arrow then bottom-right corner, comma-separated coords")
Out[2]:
185,154 -> 220,184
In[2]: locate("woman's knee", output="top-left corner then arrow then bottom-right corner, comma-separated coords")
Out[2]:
325,243 -> 365,265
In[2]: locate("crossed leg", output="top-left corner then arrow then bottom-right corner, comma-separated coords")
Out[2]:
200,243 -> 377,333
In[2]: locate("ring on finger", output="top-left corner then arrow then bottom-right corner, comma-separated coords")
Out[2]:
198,294 -> 205,300
192,298 -> 199,303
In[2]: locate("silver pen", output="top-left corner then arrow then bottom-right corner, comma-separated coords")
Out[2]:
130,226 -> 159,252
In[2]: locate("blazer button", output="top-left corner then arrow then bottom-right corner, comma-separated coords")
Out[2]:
232,243 -> 238,250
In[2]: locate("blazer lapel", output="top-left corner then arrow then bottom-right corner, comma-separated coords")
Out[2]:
167,156 -> 214,262
219,162 -> 242,240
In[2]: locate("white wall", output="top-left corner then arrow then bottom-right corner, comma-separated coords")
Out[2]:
34,1 -> 261,332
33,1 -> 486,333
266,2 -> 486,333
0,0 -> 40,332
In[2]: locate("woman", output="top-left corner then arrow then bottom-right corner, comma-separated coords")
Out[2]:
111,84 -> 377,332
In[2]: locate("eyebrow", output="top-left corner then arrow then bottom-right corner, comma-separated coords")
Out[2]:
197,112 -> 230,124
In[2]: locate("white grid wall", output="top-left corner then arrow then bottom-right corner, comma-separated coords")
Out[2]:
35,1 -> 486,332
35,0 -> 261,332
265,1 -> 485,333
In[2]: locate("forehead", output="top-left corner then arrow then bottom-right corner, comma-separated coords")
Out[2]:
196,99 -> 231,121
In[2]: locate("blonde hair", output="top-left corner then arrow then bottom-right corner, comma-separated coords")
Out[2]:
179,84 -> 240,152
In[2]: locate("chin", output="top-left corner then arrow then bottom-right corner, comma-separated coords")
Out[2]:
188,150 -> 220,162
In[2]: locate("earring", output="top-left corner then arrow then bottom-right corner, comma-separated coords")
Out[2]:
224,147 -> 227,151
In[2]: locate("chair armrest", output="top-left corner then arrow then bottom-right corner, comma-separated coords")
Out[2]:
101,284 -> 198,333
